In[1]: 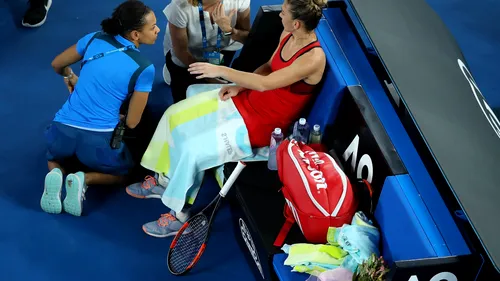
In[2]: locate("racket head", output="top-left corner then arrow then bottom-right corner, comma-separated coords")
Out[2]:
167,197 -> 222,275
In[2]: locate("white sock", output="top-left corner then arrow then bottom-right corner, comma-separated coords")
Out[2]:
175,207 -> 191,223
157,173 -> 170,188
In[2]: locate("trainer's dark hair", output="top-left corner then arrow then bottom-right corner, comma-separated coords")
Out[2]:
288,0 -> 327,31
100,0 -> 152,36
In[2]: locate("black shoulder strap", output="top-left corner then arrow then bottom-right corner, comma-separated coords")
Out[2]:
95,33 -> 153,95
94,33 -> 153,115
81,32 -> 102,57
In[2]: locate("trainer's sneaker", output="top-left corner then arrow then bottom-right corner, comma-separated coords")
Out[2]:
40,168 -> 63,214
142,210 -> 190,238
63,172 -> 87,217
126,175 -> 166,199
22,0 -> 52,28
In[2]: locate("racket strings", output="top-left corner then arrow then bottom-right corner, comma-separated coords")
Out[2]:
169,214 -> 210,273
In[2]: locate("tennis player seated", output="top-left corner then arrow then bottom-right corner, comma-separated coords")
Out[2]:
126,0 -> 327,237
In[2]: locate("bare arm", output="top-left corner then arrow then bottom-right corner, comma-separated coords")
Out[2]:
253,59 -> 272,76
222,52 -> 271,95
126,91 -> 149,129
189,49 -> 325,92
125,63 -> 155,128
51,44 -> 82,76
170,23 -> 197,66
224,52 -> 324,91
253,31 -> 287,76
229,8 -> 251,43
234,46 -> 273,90
187,31 -> 326,92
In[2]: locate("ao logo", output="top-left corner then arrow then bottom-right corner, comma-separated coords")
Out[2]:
343,135 -> 374,183
239,218 -> 265,279
409,272 -> 457,281
458,59 -> 500,139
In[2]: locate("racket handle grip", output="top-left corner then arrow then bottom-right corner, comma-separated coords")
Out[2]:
220,161 -> 246,197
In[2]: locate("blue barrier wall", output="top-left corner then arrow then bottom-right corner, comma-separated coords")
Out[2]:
322,7 -> 470,257
376,176 -> 438,263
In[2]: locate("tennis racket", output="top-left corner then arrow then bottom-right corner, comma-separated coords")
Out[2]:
167,161 -> 246,275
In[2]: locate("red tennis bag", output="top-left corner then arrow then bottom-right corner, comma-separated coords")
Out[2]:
273,139 -> 357,246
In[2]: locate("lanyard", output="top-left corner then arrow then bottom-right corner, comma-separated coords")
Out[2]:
198,0 -> 222,51
80,45 -> 135,69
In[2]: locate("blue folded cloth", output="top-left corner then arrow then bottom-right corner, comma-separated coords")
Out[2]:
327,211 -> 380,271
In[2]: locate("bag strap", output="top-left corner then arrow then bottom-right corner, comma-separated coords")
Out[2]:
357,179 -> 374,216
273,204 -> 295,247
81,32 -> 101,57
85,33 -> 153,119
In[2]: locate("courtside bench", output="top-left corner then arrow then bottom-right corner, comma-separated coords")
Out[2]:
222,2 -> 484,281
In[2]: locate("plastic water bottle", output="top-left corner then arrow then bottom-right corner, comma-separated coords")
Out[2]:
309,124 -> 322,144
268,128 -> 284,170
293,118 -> 310,143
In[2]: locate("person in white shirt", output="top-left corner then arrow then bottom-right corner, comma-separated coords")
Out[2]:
163,0 -> 251,103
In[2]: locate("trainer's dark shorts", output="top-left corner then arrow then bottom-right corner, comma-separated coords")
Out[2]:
44,121 -> 134,175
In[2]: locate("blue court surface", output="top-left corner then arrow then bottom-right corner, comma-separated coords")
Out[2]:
0,0 -> 498,280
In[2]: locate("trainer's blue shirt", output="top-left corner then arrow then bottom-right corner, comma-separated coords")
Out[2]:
54,32 -> 155,131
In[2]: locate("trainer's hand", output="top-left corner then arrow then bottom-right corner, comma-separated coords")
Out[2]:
64,74 -> 78,93
219,85 -> 244,101
188,62 -> 225,79
212,3 -> 236,33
